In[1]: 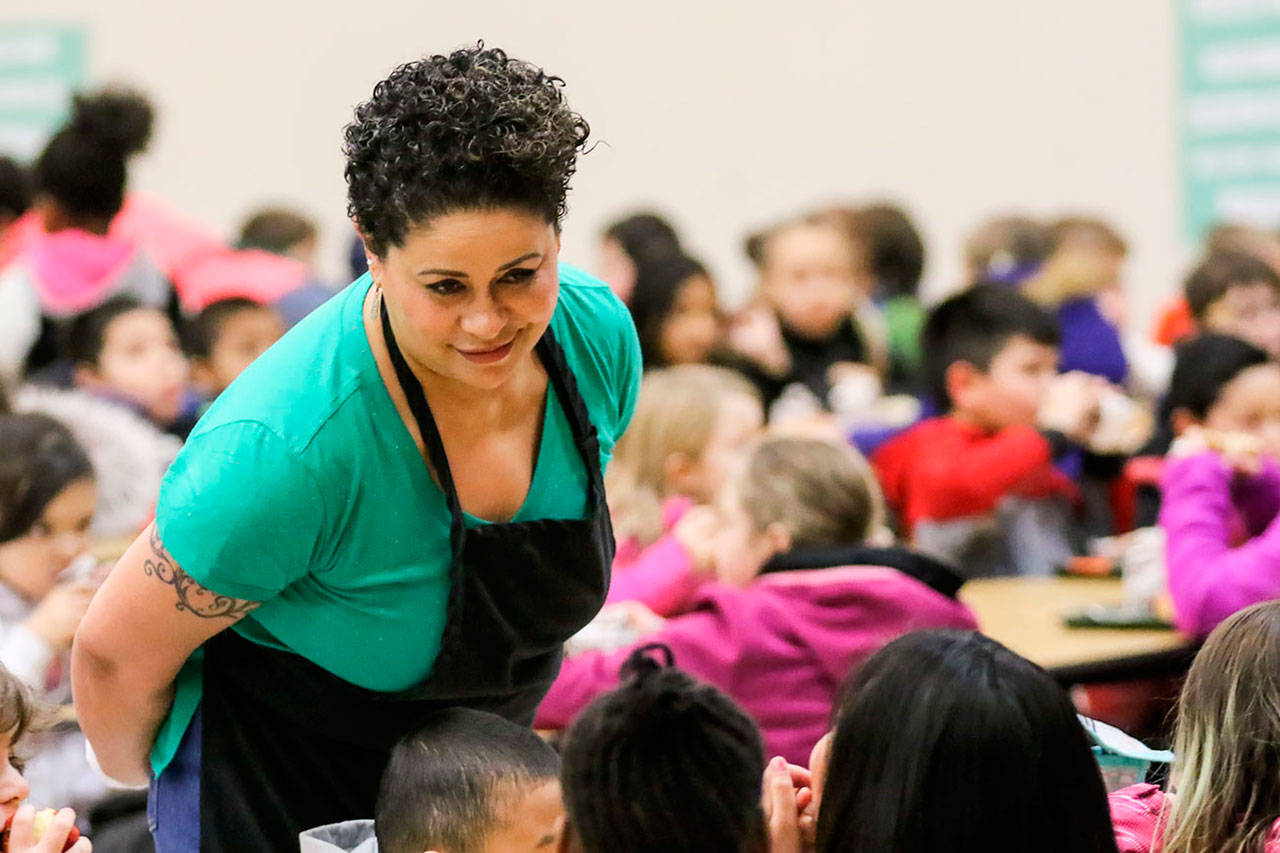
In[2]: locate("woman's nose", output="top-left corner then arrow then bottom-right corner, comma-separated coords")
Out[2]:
459,303 -> 507,341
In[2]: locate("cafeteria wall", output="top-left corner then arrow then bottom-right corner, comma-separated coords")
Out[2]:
33,0 -> 1183,317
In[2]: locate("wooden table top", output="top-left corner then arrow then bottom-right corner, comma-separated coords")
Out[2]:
960,575 -> 1197,678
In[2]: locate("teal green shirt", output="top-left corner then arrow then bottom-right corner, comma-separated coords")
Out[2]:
151,265 -> 641,775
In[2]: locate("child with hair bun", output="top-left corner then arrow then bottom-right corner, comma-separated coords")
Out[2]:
542,436 -> 976,764
0,89 -> 166,382
558,644 -> 768,853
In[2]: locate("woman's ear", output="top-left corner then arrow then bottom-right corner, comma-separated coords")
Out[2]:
1171,407 -> 1199,437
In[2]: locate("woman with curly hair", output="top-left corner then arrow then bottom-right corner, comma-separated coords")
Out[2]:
71,45 -> 640,851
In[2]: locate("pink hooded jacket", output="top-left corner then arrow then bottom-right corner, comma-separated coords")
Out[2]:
1160,452 -> 1280,636
538,563 -> 977,764
1110,784 -> 1280,852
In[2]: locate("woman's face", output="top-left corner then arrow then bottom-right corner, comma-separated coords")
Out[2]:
370,209 -> 561,392
0,477 -> 95,602
79,309 -> 189,424
0,729 -> 28,825
658,274 -> 721,366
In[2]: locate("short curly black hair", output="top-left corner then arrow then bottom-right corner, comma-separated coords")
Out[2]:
344,44 -> 590,258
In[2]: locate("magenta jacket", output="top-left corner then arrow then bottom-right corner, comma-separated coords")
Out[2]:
537,562 -> 977,764
1160,452 -> 1280,636
607,497 -> 706,616
1110,783 -> 1280,852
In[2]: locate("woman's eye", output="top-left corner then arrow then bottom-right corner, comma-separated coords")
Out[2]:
502,268 -> 537,284
427,279 -> 465,296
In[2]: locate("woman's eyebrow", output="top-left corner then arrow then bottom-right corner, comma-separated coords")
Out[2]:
498,252 -> 542,271
415,252 -> 542,278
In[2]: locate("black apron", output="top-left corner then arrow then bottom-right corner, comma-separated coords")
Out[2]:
192,304 -> 614,851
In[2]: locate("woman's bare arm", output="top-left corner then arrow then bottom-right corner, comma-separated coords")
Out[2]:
71,522 -> 260,785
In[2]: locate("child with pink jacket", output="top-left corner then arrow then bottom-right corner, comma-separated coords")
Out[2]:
538,436 -> 977,764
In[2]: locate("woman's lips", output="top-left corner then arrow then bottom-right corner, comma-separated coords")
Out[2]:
456,339 -> 515,364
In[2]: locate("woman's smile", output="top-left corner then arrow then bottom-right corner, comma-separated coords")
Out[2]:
455,336 -> 517,364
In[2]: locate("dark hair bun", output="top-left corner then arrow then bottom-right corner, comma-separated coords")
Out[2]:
68,89 -> 153,157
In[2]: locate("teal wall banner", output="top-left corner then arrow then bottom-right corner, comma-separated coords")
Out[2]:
0,23 -> 85,161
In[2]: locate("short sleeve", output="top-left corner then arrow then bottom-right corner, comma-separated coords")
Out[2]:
610,297 -> 643,439
155,421 -> 327,601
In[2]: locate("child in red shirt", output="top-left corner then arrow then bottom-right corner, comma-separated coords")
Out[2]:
873,283 -> 1102,576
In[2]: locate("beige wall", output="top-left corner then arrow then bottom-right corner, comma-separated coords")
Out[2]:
31,0 -> 1186,320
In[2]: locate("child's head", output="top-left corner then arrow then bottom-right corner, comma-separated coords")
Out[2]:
1205,221 -> 1280,273
813,629 -> 1117,853
1050,216 -> 1127,269
237,207 -> 320,270
747,217 -> 864,339
33,89 -> 152,235
560,645 -> 767,853
1184,250 -> 1280,358
0,664 -> 36,822
819,203 -> 925,301
1167,333 -> 1280,455
922,283 -> 1061,428
598,212 -> 682,303
185,298 -> 284,397
607,366 -> 763,545
1164,601 -> 1280,852
627,253 -> 720,367
0,157 -> 31,232
375,708 -> 562,853
713,436 -> 880,588
0,414 -> 94,602
70,295 -> 189,425
963,214 -> 1053,286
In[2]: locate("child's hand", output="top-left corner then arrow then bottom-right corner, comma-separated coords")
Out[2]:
1038,372 -> 1102,445
5,805 -> 90,852
612,601 -> 665,638
673,506 -> 721,576
26,583 -> 96,653
762,756 -> 815,853
1170,426 -> 1264,475
729,308 -> 791,378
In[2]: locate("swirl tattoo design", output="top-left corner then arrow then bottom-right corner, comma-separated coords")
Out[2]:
144,526 -> 261,620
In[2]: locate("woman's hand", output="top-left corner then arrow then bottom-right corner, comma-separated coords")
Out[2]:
73,523 -> 260,787
5,805 -> 91,853
27,583 -> 96,653
762,756 -> 815,853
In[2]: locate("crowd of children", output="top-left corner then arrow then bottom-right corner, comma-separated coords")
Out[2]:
4,75 -> 1280,851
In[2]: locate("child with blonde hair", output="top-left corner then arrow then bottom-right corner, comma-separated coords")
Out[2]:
1111,600 -> 1280,852
542,435 -> 975,764
604,365 -> 763,615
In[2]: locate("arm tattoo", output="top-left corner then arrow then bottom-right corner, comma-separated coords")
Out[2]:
144,527 -> 261,620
